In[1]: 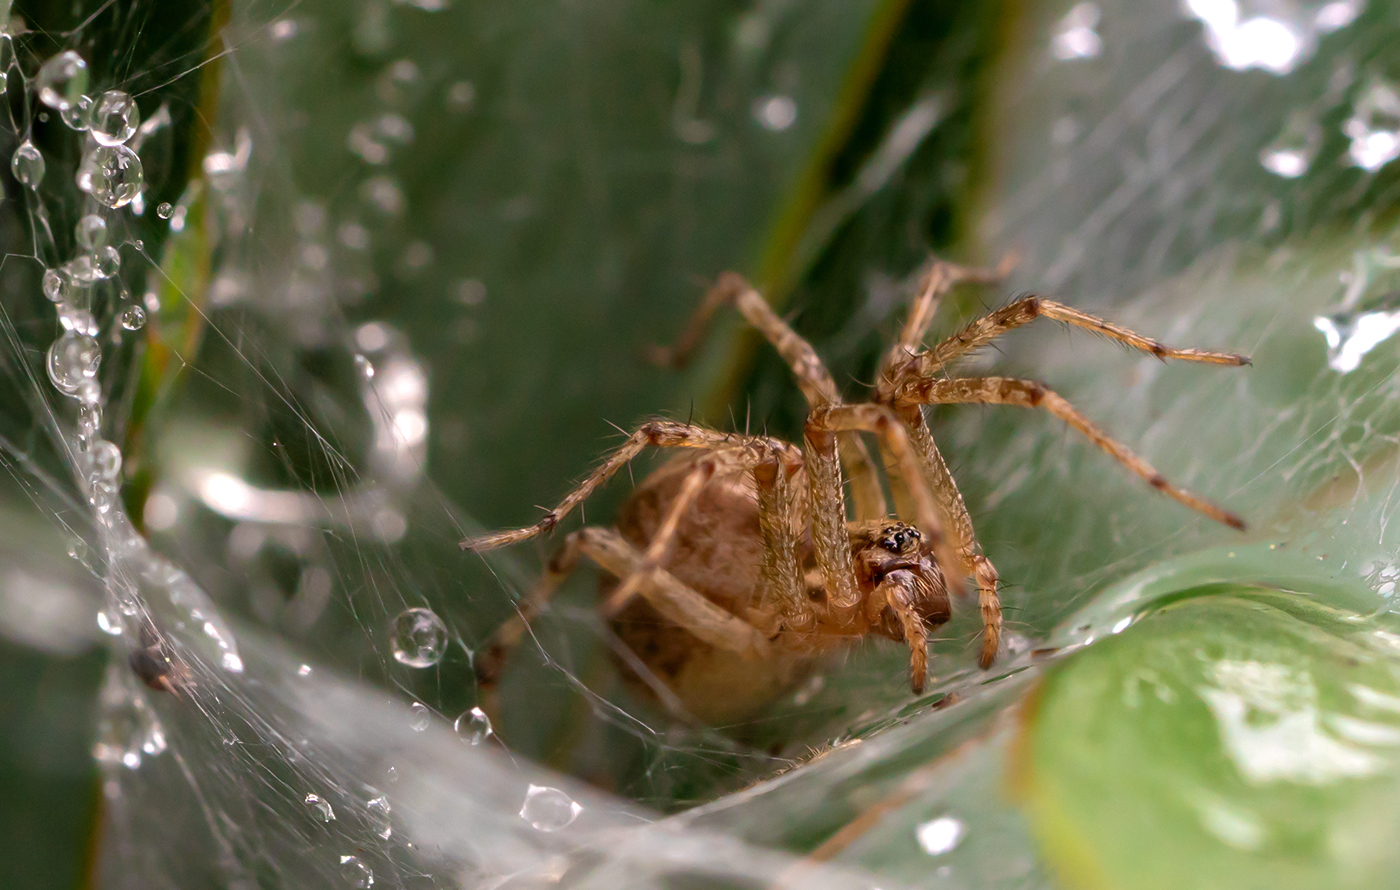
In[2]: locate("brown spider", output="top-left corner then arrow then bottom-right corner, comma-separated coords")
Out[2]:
462,260 -> 1247,724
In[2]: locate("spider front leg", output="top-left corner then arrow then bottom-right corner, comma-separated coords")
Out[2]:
649,273 -> 888,521
896,295 -> 1251,386
900,376 -> 1246,530
807,404 -> 965,588
880,255 -> 1017,378
460,420 -> 797,552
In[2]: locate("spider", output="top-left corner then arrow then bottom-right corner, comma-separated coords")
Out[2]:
462,260 -> 1247,724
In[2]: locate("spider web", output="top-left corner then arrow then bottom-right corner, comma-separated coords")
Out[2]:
2,0 -> 1399,889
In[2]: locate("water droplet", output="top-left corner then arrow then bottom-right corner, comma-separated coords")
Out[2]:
11,141 -> 45,188
42,268 -> 68,302
92,674 -> 165,769
409,702 -> 431,731
74,215 -> 107,251
76,145 -> 144,208
91,245 -> 121,279
90,90 -> 140,146
57,301 -> 99,337
339,855 -> 373,888
76,405 -> 102,442
366,794 -> 392,839
67,537 -> 89,563
297,664 -> 312,676
454,706 -> 492,745
47,332 -> 100,395
97,609 -> 123,635
1051,2 -> 1103,60
64,255 -> 100,285
36,51 -> 89,111
390,608 -> 447,667
119,304 -> 147,331
915,815 -> 965,856
360,176 -> 404,215
752,94 -> 797,131
156,202 -> 173,219
519,785 -> 582,832
305,792 -> 336,822
60,93 -> 93,130
1344,77 -> 1400,172
80,439 -> 122,484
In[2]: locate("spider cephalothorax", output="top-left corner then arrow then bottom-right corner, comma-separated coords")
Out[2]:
464,259 -> 1247,726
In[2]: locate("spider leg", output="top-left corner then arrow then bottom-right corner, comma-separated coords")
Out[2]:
474,531 -> 587,723
460,420 -> 799,552
872,572 -> 940,694
901,376 -> 1247,531
807,404 -> 965,589
880,256 -> 1015,380
888,404 -> 1003,669
890,295 -> 1250,388
575,528 -> 774,657
649,273 -> 888,521
602,446 -> 802,620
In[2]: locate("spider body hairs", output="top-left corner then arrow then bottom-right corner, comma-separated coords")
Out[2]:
463,260 -> 1248,725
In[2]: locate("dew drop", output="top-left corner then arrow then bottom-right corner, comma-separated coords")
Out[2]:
47,332 -> 101,394
60,93 -> 94,130
64,255 -> 100,285
80,439 -> 122,484
58,302 -> 99,337
366,794 -> 392,839
119,304 -> 147,331
1261,112 -> 1321,179
42,268 -> 68,302
75,214 -> 108,250
1344,77 -> 1400,172
752,94 -> 797,131
390,608 -> 447,667
519,784 -> 582,832
36,50 -> 88,111
92,245 -> 121,279
156,202 -> 174,219
915,815 -> 965,856
92,679 -> 164,770
11,141 -> 45,188
90,90 -> 140,146
67,537 -> 89,563
339,855 -> 373,888
409,701 -> 431,731
305,792 -> 336,822
453,706 -> 492,745
76,145 -> 144,208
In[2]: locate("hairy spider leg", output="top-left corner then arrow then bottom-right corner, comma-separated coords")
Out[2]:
891,294 -> 1250,391
891,405 -> 1004,668
874,571 -> 932,694
601,445 -> 799,618
882,256 -> 1017,374
902,377 -> 1247,531
649,272 -> 888,522
876,258 -> 1013,524
460,420 -> 799,552
807,404 -> 964,595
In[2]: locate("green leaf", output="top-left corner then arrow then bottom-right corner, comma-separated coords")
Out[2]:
1022,585 -> 1400,890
